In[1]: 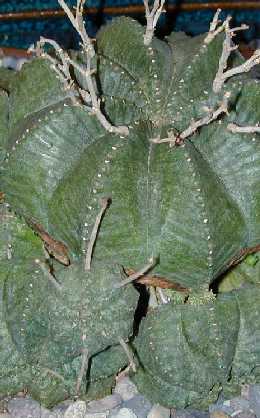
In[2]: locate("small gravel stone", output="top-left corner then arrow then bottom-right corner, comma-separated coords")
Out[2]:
229,397 -> 250,412
85,413 -> 109,418
148,404 -> 170,418
209,402 -> 233,416
86,394 -> 122,412
234,412 -> 256,418
122,394 -> 152,418
114,377 -> 139,401
64,401 -> 86,418
249,385 -> 260,418
52,400 -> 73,417
112,408 -> 137,418
171,410 -> 209,418
241,385 -> 250,400
210,412 -> 230,418
0,414 -> 12,418
7,398 -> 54,418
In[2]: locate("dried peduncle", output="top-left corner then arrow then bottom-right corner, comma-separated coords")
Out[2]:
152,92 -> 230,146
212,17 -> 259,93
143,0 -> 165,46
125,268 -> 190,292
34,0 -> 129,137
75,346 -> 88,394
85,197 -> 111,271
227,122 -> 260,134
118,337 -> 136,373
204,9 -> 226,45
116,257 -> 157,288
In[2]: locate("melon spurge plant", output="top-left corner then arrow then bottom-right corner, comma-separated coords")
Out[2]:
1,0 -> 260,409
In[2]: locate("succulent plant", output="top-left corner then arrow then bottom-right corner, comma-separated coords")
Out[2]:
1,0 -> 260,410
133,284 -> 260,409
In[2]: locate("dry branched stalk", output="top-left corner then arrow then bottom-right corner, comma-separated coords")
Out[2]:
143,0 -> 165,46
212,19 -> 260,93
116,257 -> 157,288
85,197 -> 111,271
58,0 -> 95,58
205,9 -> 248,45
152,92 -> 230,146
227,122 -> 260,134
204,9 -> 229,45
35,37 -> 79,104
34,0 -> 129,137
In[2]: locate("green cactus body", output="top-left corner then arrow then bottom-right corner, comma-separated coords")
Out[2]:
1,19 -> 255,291
0,205 -> 137,403
133,285 -> 260,408
219,251 -> 260,292
1,11 -> 260,410
4,262 -> 137,367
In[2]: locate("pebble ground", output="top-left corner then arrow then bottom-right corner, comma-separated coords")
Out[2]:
1,377 -> 260,418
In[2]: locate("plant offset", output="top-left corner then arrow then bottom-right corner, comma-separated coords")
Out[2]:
1,0 -> 260,409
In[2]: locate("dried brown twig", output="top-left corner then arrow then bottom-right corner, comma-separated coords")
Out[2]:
125,268 -> 189,291
227,243 -> 260,269
227,122 -> 260,134
152,92 -> 230,146
116,257 -> 157,288
34,0 -> 129,136
143,0 -> 165,46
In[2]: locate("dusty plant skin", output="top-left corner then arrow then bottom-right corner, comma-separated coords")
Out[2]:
2,17 -> 260,291
0,205 -> 137,405
133,285 -> 260,408
1,3 -> 260,409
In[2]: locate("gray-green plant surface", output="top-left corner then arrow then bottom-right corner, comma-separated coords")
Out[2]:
1,0 -> 260,409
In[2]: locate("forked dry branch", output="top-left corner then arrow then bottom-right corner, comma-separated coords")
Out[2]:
151,92 -> 230,146
34,0 -> 129,136
143,0 -> 165,46
152,11 -> 260,146
204,9 -> 228,45
212,17 -> 260,93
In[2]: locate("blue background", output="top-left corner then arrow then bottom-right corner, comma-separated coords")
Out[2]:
0,1 -> 260,49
